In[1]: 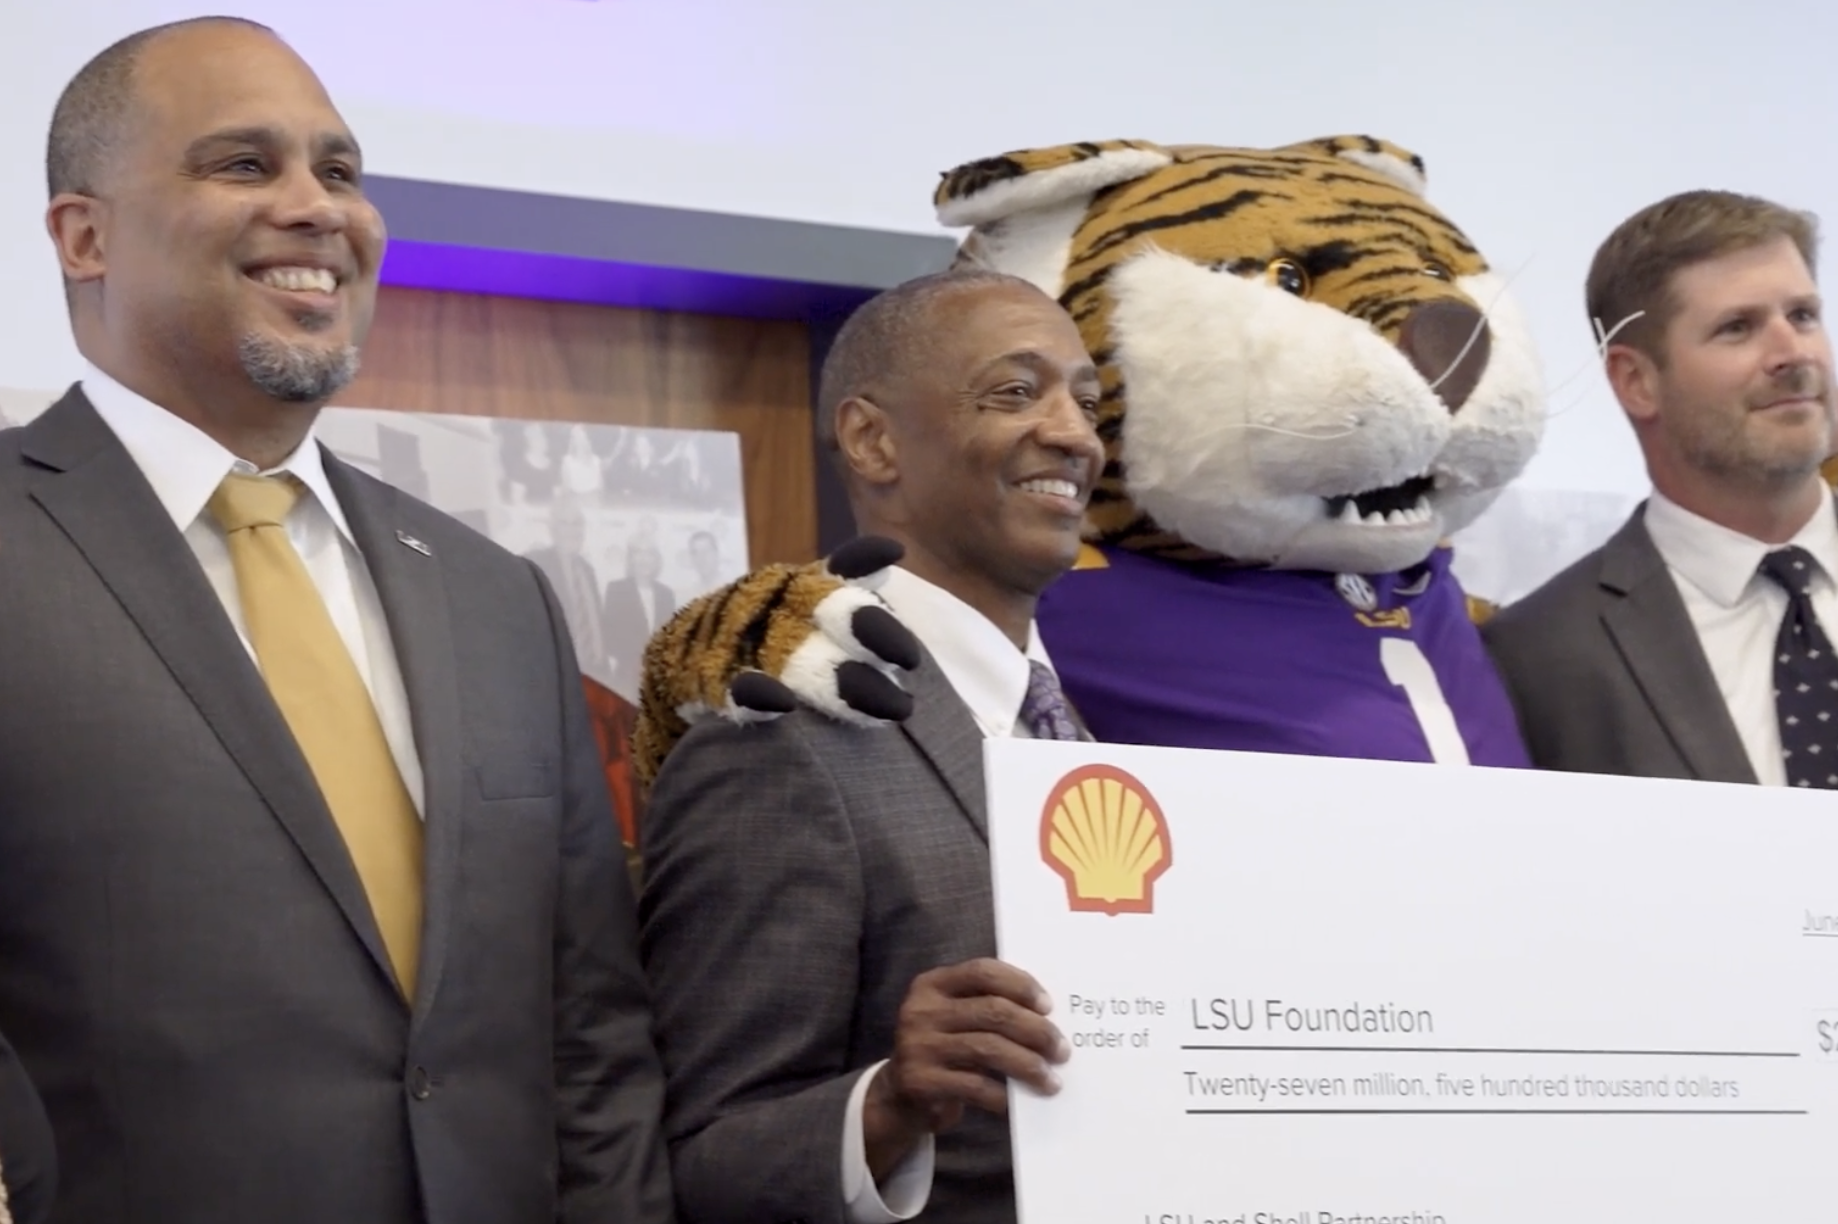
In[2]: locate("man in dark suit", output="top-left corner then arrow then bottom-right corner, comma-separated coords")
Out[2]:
524,492 -> 610,676
0,1031 -> 55,1224
4,17 -> 672,1223
603,541 -> 676,698
686,530 -> 721,592
638,269 -> 1106,1224
1483,190 -> 1836,785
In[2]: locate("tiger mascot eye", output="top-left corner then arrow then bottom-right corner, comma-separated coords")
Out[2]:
633,135 -> 1546,786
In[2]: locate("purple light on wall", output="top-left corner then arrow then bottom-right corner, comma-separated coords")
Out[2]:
380,240 -> 881,321
360,175 -> 955,323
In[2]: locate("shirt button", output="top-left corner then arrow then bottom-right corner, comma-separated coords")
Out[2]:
407,1066 -> 433,1100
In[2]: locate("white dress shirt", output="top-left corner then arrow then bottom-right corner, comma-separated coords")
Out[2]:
81,364 -> 426,815
1645,487 -> 1838,787
835,565 -> 1062,1223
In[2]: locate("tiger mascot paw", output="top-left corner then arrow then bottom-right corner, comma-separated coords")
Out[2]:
633,535 -> 923,786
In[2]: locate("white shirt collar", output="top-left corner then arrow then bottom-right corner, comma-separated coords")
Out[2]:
80,361 -> 353,543
873,565 -> 1055,739
1645,485 -> 1838,608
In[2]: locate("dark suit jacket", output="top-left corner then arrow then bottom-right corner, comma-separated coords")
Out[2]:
0,1030 -> 55,1224
525,546 -> 608,671
0,388 -> 673,1224
1481,503 -> 1756,783
638,656 -> 1014,1224
604,578 -> 676,695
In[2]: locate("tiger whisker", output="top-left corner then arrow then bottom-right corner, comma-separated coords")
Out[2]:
1422,246 -> 1642,423
1213,287 -> 1634,438
1423,253 -> 1535,395
1533,310 -> 1646,420
1211,421 -> 1361,441
1537,388 -> 1598,422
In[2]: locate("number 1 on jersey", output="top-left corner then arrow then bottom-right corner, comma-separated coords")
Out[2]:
1379,637 -> 1471,766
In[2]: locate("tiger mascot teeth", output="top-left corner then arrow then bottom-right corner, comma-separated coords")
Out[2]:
635,135 -> 1546,787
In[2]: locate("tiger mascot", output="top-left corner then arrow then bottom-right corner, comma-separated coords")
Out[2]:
633,134 -> 1547,788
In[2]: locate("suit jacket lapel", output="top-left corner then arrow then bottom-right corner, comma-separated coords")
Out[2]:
322,453 -> 464,1027
1598,507 -> 1758,784
22,389 -> 401,983
899,655 -> 991,841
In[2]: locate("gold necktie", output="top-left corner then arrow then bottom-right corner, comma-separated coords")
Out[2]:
208,473 -> 424,999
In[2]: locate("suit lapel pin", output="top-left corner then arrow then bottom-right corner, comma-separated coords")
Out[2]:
396,530 -> 432,556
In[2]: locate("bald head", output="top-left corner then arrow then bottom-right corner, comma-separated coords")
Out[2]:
47,16 -> 278,200
815,268 -> 1054,461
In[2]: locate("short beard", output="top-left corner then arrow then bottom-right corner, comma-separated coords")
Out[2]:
237,332 -> 361,404
1677,363 -> 1834,489
1680,422 -> 1829,490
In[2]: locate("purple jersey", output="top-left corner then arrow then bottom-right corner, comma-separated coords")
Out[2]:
1036,546 -> 1531,768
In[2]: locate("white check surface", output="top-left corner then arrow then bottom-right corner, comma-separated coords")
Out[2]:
985,740 -> 1838,1223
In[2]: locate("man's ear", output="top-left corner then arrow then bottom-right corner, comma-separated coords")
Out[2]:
45,193 -> 108,285
1603,343 -> 1661,425
834,396 -> 897,486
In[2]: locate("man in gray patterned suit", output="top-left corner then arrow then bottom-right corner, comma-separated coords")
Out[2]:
638,269 -> 1107,1224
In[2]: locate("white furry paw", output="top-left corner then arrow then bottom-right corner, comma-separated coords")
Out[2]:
723,536 -> 920,727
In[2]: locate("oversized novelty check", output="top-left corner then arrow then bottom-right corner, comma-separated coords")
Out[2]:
984,740 -> 1838,1223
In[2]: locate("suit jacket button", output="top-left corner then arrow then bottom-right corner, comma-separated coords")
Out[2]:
407,1066 -> 433,1100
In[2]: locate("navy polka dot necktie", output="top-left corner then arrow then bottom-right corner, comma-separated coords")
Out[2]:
1758,545 -> 1838,789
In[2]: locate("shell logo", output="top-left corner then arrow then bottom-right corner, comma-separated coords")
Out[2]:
1039,764 -> 1172,915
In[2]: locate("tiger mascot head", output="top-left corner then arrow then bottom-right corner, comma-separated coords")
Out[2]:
940,135 -> 1545,575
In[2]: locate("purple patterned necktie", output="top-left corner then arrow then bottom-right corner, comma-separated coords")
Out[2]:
1021,660 -> 1089,742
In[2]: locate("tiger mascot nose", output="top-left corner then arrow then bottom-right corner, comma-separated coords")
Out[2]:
1397,299 -> 1491,412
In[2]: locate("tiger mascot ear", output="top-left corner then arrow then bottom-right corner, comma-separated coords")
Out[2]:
933,139 -> 1175,226
631,537 -> 924,789
938,140 -> 1175,285
1272,135 -> 1430,197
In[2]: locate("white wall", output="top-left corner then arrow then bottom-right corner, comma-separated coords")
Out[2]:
5,0 -> 1836,515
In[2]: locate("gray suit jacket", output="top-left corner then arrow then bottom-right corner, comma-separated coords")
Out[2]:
0,388 -> 674,1224
0,1028 -> 55,1224
1481,503 -> 1756,783
638,657 -> 1014,1224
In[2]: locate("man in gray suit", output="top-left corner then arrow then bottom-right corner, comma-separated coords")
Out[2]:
1483,190 -> 1836,785
2,17 -> 671,1222
638,269 -> 1106,1223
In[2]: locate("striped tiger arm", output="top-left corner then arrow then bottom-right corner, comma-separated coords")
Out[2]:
632,537 -> 922,788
